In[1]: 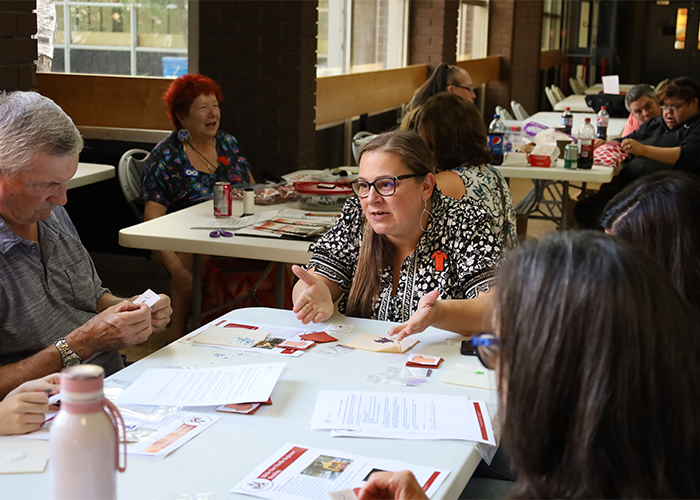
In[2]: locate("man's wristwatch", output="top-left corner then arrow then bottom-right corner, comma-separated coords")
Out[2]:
55,338 -> 82,367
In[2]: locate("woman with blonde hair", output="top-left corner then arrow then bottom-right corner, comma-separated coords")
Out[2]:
292,130 -> 501,338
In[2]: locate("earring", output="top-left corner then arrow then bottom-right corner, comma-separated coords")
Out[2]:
177,129 -> 191,143
420,199 -> 433,232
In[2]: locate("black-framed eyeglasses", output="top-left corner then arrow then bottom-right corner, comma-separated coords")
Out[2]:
469,332 -> 501,370
350,174 -> 423,198
450,83 -> 475,94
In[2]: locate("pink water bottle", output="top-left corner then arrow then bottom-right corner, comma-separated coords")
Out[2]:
50,365 -> 126,500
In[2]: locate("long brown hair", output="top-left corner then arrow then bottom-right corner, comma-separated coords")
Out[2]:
417,92 -> 492,171
345,130 -> 436,318
495,231 -> 700,498
402,63 -> 464,129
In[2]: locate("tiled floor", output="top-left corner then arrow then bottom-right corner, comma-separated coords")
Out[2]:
107,177 -> 588,363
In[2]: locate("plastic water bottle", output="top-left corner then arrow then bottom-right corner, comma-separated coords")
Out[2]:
50,365 -> 126,500
561,107 -> 573,135
578,118 -> 596,170
488,114 -> 506,165
596,106 -> 609,140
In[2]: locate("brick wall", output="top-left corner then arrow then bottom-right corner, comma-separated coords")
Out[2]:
485,0 -> 542,117
0,1 -> 37,91
198,0 -> 317,176
408,0 -> 459,67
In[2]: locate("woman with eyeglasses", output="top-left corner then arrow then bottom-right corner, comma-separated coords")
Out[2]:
575,76 -> 700,229
291,130 -> 501,338
401,63 -> 477,130
357,231 -> 700,500
414,92 -> 518,248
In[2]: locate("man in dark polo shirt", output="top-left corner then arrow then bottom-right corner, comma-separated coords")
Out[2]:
0,91 -> 173,398
575,77 -> 700,229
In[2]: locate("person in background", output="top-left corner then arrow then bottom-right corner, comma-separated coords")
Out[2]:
575,76 -> 700,229
142,74 -> 254,339
621,83 -> 663,136
601,171 -> 700,312
402,63 -> 477,129
292,130 -> 501,338
0,91 -> 172,398
0,374 -> 59,435
358,231 -> 700,500
414,92 -> 517,248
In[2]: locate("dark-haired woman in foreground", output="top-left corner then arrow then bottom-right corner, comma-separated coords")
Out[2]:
358,231 -> 700,499
602,170 -> 700,312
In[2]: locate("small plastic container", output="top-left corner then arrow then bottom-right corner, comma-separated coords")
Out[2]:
294,182 -> 354,211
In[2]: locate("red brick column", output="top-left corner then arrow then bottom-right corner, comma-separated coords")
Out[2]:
0,1 -> 37,91
485,0 -> 543,117
408,0 -> 459,67
198,0 -> 317,176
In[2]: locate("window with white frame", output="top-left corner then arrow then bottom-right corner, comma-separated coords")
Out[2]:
457,0 -> 488,61
541,0 -> 562,51
38,0 -> 188,77
317,0 -> 408,77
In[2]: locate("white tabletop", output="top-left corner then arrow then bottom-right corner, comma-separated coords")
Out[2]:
495,160 -> 618,183
553,94 -> 593,113
119,199 -> 313,265
584,83 -> 635,95
67,163 -> 115,190
2,308 -> 498,500
523,111 -> 627,139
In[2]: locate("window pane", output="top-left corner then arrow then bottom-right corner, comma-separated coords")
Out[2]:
70,4 -> 131,47
457,1 -> 489,61
137,2 -> 187,49
675,7 -> 687,50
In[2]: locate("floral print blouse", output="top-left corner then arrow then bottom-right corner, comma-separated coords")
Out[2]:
141,130 -> 252,213
305,193 -> 502,322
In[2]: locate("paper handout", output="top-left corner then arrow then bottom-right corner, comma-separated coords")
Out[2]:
191,325 -> 269,348
440,363 -> 498,391
343,334 -> 418,353
0,439 -> 49,474
116,363 -> 286,406
602,75 -> 620,95
310,390 -> 495,445
230,442 -> 450,500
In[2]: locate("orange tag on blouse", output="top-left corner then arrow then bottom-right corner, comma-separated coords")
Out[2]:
431,250 -> 447,271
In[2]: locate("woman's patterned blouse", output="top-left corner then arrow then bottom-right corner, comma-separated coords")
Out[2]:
453,164 -> 519,248
305,193 -> 502,322
141,130 -> 252,213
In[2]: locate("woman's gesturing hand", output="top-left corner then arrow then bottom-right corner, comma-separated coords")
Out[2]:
388,290 -> 440,341
292,265 -> 334,324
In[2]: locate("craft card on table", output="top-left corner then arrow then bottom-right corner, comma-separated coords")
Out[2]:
406,353 -> 444,368
133,288 -> 160,308
191,325 -> 269,348
230,442 -> 449,500
116,362 -> 286,407
299,331 -> 337,343
276,340 -> 315,351
440,363 -> 498,391
216,398 -> 272,415
0,439 -> 49,474
344,334 -> 418,353
127,411 -> 220,459
311,390 -> 495,445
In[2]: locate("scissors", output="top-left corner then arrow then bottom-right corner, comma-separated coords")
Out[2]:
209,229 -> 233,238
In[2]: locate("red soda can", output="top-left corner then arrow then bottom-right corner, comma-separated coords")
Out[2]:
214,182 -> 232,217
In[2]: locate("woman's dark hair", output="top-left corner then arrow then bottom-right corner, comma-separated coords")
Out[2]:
345,130 -> 435,318
163,74 -> 224,130
495,231 -> 700,499
402,63 -> 466,128
657,76 -> 700,105
601,170 -> 700,312
416,92 -> 492,170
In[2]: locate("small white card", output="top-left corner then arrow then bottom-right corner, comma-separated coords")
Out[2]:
440,362 -> 498,391
0,439 -> 49,474
602,75 -> 620,95
133,288 -> 160,308
326,323 -> 354,333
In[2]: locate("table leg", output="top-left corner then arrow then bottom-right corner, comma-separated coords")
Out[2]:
192,253 -> 202,326
276,262 -> 285,309
580,181 -> 588,201
560,181 -> 569,231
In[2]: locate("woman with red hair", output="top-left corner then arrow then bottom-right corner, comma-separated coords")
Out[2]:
142,74 -> 254,339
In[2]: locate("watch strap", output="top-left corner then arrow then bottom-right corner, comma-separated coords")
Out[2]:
54,337 -> 82,367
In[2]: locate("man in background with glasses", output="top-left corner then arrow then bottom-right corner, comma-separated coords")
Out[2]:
575,76 -> 700,230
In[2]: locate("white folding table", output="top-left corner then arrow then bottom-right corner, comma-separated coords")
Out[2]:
0,307 -> 499,500
553,94 -> 593,113
523,112 -> 627,139
67,163 -> 115,189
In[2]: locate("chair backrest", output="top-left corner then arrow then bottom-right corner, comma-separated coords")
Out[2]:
569,77 -> 585,95
352,131 -> 377,163
495,105 -> 514,121
545,87 -> 558,109
510,100 -> 529,120
551,85 -> 566,102
118,148 -> 150,222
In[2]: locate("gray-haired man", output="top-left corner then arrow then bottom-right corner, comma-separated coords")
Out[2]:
0,91 -> 172,398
